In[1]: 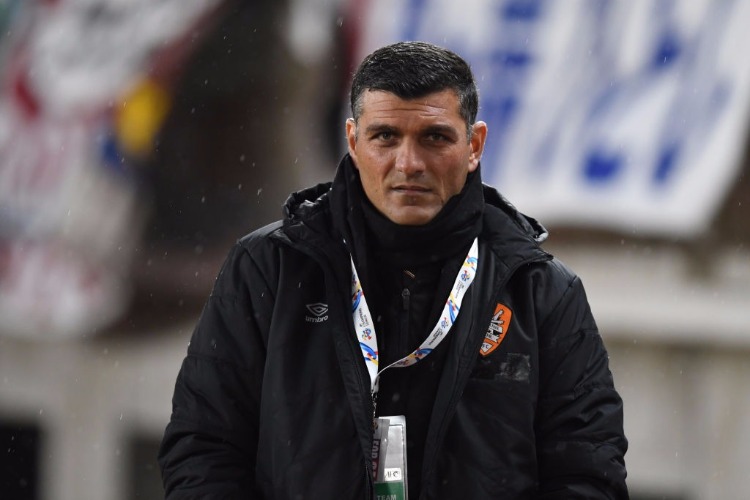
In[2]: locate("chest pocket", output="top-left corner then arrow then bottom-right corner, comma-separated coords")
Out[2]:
471,352 -> 531,383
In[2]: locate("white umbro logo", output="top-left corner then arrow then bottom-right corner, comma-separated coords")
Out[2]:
305,303 -> 329,323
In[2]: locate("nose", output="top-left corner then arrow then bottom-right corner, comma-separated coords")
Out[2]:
394,140 -> 426,176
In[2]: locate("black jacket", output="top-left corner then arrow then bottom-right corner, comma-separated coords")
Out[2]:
159,163 -> 628,499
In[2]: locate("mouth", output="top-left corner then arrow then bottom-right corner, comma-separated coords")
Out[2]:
392,184 -> 431,195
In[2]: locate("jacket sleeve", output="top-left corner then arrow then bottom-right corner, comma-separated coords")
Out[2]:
534,260 -> 628,499
158,240 -> 275,499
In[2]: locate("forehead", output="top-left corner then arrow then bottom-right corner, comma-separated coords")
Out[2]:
357,89 -> 463,124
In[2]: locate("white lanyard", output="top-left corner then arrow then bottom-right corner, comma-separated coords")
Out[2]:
350,237 -> 479,399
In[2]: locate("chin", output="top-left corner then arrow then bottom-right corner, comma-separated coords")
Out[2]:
388,210 -> 437,226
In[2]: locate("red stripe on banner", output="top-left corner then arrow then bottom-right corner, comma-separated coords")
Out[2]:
12,68 -> 40,120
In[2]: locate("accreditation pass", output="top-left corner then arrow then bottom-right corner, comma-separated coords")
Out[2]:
372,415 -> 408,500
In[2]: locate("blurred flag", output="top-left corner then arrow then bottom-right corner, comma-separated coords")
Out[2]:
349,0 -> 750,237
0,0 -> 224,339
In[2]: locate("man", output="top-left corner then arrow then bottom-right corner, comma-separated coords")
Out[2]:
159,41 -> 628,499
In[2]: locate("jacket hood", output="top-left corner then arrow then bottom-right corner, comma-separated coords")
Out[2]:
283,181 -> 332,222
481,183 -> 548,244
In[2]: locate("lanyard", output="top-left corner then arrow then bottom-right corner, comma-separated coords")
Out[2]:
350,237 -> 479,402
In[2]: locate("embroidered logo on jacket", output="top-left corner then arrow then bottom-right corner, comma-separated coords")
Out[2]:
480,303 -> 512,356
305,303 -> 329,323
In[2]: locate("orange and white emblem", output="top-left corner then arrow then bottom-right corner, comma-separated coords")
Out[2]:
480,303 -> 512,356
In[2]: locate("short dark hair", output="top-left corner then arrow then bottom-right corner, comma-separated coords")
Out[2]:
350,41 -> 479,136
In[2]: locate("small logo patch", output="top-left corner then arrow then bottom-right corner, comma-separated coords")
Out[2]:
305,303 -> 329,323
480,303 -> 512,356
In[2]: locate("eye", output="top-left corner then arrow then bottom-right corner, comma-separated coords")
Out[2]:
425,131 -> 456,145
423,126 -> 457,144
367,128 -> 397,142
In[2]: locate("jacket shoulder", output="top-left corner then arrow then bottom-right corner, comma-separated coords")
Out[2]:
237,220 -> 285,252
518,256 -> 590,333
205,221 -> 284,301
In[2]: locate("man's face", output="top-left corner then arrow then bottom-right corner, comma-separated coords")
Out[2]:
346,89 -> 487,226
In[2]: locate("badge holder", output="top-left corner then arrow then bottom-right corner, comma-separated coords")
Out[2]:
373,415 -> 408,499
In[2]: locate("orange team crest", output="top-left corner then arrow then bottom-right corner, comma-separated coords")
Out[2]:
480,303 -> 512,357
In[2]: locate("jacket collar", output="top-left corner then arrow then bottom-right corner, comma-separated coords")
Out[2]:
282,155 -> 548,256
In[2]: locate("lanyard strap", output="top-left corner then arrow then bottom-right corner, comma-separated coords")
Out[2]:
350,237 -> 479,397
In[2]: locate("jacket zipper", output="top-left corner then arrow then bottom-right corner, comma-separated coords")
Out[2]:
401,287 -> 411,354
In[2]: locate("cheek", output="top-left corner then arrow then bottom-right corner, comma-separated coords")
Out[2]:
357,165 -> 383,197
359,156 -> 390,180
439,163 -> 470,193
449,176 -> 466,197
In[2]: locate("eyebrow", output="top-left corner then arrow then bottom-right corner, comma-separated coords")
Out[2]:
364,123 -> 398,136
422,124 -> 459,137
363,123 -> 460,136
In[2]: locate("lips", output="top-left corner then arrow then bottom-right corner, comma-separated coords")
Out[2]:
392,184 -> 430,194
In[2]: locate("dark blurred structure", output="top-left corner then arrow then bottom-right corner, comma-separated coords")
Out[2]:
0,422 -> 40,500
125,0 -> 310,326
147,2 -> 293,246
716,143 -> 750,244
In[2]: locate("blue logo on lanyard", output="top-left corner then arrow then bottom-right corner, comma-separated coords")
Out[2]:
448,298 -> 459,322
414,348 -> 433,360
352,288 -> 362,312
360,342 -> 378,363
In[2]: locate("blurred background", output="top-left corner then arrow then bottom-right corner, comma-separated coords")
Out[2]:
0,0 -> 748,499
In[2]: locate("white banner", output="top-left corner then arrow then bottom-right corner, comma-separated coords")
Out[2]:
352,0 -> 750,237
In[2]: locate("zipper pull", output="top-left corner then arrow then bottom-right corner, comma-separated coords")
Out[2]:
401,287 -> 410,310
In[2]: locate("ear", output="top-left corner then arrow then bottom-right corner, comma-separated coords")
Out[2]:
346,118 -> 359,167
468,121 -> 488,173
